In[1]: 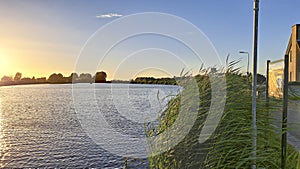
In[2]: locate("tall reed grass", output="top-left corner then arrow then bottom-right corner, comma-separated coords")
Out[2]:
146,64 -> 299,168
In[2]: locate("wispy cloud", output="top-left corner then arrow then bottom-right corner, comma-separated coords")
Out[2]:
96,13 -> 123,19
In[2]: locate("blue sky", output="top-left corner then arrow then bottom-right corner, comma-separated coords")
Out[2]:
0,0 -> 300,80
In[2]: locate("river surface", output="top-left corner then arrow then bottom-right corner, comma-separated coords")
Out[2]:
0,83 -> 180,168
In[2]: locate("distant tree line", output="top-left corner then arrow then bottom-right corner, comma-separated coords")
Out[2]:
130,74 -> 266,86
130,77 -> 177,85
48,71 -> 108,83
0,72 -> 47,86
0,71 -> 108,86
0,71 -> 267,87
245,73 -> 266,84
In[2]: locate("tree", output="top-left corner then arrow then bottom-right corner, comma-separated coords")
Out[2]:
68,73 -> 79,83
95,71 -> 107,83
1,76 -> 12,82
79,73 -> 93,83
48,73 -> 65,83
14,72 -> 22,81
69,73 -> 78,79
257,74 -> 266,84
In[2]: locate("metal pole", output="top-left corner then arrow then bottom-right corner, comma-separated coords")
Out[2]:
251,0 -> 259,168
281,54 -> 289,169
247,53 -> 250,75
266,60 -> 270,100
265,60 -> 270,139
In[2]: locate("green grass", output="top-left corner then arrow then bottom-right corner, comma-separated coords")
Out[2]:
146,68 -> 299,169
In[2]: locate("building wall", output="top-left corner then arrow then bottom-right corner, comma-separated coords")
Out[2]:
288,24 -> 300,82
269,24 -> 300,97
296,25 -> 300,81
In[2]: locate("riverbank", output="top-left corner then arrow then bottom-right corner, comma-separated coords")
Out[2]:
0,76 -> 178,88
0,81 -> 113,87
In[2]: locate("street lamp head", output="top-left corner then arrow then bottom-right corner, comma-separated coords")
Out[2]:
238,51 -> 250,75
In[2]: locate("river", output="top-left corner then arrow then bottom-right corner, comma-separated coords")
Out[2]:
0,83 -> 180,168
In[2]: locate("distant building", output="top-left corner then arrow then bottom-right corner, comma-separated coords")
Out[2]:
285,24 -> 300,82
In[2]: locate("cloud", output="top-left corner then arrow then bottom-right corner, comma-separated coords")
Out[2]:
96,13 -> 123,19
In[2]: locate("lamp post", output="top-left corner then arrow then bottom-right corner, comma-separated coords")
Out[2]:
239,51 -> 250,75
251,0 -> 259,169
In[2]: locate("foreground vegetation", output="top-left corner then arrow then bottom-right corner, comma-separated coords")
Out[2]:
146,66 -> 298,168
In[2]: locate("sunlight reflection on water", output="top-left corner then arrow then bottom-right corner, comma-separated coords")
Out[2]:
0,96 -> 2,168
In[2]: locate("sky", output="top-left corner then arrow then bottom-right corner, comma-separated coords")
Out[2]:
0,0 -> 300,80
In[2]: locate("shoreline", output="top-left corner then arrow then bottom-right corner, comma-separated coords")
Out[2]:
0,81 -> 178,88
0,81 -> 112,88
0,77 -> 180,88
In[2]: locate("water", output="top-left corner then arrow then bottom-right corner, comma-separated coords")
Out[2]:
0,83 -> 180,168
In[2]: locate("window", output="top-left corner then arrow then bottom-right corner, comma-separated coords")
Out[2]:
290,72 -> 293,81
289,51 -> 292,62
